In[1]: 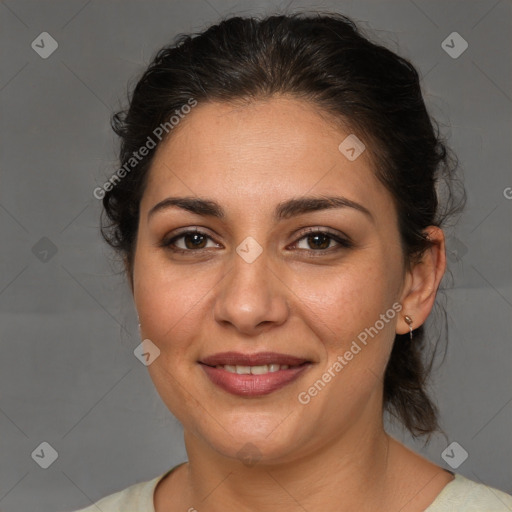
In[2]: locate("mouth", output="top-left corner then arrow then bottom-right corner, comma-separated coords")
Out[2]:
199,352 -> 313,397
208,363 -> 300,374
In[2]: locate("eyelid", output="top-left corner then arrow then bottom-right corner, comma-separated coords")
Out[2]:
292,226 -> 351,241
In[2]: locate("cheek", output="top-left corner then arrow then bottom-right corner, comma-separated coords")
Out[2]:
292,257 -> 400,345
293,261 -> 401,420
133,253 -> 216,339
132,258 -> 216,422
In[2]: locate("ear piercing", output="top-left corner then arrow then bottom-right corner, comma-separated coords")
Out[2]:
404,315 -> 413,340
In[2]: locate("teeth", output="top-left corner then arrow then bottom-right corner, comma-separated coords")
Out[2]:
250,365 -> 269,375
216,364 -> 294,374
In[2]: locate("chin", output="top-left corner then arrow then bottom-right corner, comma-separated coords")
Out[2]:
191,411 -> 310,467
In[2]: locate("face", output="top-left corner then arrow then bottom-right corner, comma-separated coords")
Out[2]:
132,96 -> 409,464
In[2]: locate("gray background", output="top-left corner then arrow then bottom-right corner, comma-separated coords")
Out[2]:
1,0 -> 511,510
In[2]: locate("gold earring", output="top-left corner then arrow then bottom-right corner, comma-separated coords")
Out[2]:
404,315 -> 413,340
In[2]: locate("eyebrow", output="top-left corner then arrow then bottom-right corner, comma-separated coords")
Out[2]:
147,195 -> 373,222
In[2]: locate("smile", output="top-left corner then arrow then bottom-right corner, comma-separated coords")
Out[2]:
199,352 -> 312,396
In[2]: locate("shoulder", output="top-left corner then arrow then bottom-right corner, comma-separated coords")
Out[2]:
426,473 -> 512,511
69,471 -> 170,512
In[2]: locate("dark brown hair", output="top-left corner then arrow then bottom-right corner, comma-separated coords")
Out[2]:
101,11 -> 464,437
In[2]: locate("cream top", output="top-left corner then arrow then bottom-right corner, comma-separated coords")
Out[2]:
70,466 -> 512,511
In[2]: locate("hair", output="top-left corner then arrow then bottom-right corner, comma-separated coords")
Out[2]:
101,11 -> 465,437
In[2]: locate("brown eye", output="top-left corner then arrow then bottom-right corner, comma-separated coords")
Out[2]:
305,232 -> 332,250
182,232 -> 208,250
294,228 -> 353,252
160,229 -> 220,253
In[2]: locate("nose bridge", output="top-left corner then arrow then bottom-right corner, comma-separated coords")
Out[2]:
213,243 -> 288,333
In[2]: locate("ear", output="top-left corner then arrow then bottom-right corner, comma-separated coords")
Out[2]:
396,226 -> 446,335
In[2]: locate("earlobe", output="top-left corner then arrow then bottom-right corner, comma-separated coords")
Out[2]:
404,315 -> 414,340
396,226 -> 446,336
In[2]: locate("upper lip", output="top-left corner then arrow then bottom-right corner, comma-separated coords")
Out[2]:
200,352 -> 310,367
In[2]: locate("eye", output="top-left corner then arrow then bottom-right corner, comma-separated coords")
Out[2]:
160,229 -> 220,253
291,228 -> 353,252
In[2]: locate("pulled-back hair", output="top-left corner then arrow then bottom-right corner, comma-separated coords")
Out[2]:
101,12 -> 464,437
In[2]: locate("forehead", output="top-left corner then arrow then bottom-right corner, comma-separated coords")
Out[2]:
152,96 -> 360,169
142,96 -> 392,217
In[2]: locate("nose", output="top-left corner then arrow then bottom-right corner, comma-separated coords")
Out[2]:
213,248 -> 289,335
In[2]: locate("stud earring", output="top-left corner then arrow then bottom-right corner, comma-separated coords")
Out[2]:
404,315 -> 413,340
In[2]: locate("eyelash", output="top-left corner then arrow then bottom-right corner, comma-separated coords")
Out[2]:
159,227 -> 353,256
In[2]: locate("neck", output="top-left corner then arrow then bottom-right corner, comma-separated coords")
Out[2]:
179,418 -> 394,511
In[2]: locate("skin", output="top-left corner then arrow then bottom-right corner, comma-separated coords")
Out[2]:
130,95 -> 452,511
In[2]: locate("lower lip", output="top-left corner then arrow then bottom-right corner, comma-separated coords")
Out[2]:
200,364 -> 311,397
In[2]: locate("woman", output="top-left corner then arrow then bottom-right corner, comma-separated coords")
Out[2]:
74,11 -> 512,512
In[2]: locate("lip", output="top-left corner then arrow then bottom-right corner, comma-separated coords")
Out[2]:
199,352 -> 312,397
200,364 -> 311,396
